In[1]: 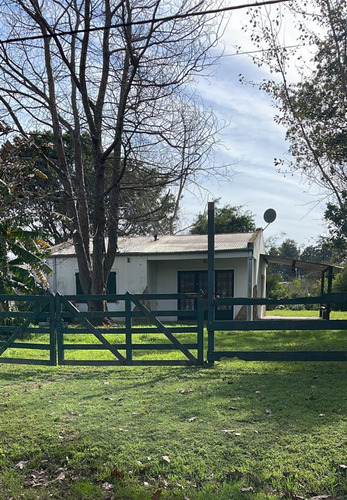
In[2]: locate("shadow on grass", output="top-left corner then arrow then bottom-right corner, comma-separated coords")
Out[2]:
0,359 -> 346,499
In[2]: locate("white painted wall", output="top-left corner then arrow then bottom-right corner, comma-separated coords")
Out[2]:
150,256 -> 248,319
47,231 -> 265,319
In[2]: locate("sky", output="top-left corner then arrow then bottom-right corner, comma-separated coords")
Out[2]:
178,1 -> 327,248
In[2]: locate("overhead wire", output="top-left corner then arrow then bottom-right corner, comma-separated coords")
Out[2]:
222,44 -> 305,57
0,0 -> 291,45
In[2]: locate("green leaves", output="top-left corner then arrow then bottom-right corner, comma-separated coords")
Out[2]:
190,203 -> 256,235
0,222 -> 52,294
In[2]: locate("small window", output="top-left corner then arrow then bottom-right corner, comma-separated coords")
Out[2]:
75,272 -> 117,295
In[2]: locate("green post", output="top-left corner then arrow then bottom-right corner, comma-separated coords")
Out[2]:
320,270 -> 325,318
49,294 -> 57,366
125,292 -> 132,364
326,266 -> 333,320
207,201 -> 215,364
56,293 -> 64,365
197,291 -> 204,364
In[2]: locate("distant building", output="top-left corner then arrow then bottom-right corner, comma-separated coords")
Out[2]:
47,230 -> 266,320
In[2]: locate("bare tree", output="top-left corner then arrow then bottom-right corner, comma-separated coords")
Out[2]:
0,0 -> 226,303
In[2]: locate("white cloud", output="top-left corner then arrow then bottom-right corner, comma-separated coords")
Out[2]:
178,2 -> 329,246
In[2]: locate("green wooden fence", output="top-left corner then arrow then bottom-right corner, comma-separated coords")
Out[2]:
0,294 -> 56,366
0,292 -> 346,366
207,292 -> 347,363
0,292 -> 204,366
56,292 -> 204,366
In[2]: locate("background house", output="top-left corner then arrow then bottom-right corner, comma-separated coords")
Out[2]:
47,230 -> 266,319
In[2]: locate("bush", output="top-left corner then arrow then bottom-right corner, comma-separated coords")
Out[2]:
332,266 -> 347,311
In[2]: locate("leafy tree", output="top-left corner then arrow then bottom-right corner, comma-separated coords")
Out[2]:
17,131 -> 178,245
266,237 -> 301,283
265,268 -> 289,303
0,226 -> 51,295
333,266 -> 347,294
268,238 -> 300,260
324,191 -> 347,253
244,0 -> 346,244
190,204 -> 256,235
0,123 -> 52,294
0,0 -> 225,301
300,235 -> 346,265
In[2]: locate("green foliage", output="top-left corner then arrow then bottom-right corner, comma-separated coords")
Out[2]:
0,125 -> 52,295
190,203 -> 256,235
333,266 -> 347,293
266,238 -> 302,291
330,266 -> 347,311
247,0 -> 346,245
18,131 -> 178,244
0,225 -> 52,295
300,235 -> 345,265
325,191 -> 347,253
265,268 -> 289,302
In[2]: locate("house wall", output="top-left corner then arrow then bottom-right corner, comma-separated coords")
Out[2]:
47,235 -> 265,319
148,256 -> 248,319
47,254 -> 148,312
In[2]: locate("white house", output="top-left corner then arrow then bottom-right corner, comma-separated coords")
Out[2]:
47,229 -> 266,320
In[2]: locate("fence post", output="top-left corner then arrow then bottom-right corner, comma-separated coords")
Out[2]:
56,293 -> 64,365
207,201 -> 215,365
197,291 -> 204,364
49,294 -> 57,366
326,266 -> 333,320
125,292 -> 132,364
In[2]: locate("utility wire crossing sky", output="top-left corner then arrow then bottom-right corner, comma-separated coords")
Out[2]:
0,0 -> 291,44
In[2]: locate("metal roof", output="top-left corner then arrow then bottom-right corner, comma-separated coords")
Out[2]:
50,232 -> 256,257
261,254 -> 342,272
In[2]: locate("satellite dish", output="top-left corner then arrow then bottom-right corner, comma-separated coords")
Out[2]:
263,208 -> 277,224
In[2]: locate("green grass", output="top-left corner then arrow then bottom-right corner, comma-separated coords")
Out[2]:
3,310 -> 346,362
0,311 -> 347,499
266,309 -> 346,319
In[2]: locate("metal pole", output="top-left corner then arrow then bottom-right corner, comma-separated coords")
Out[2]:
207,201 -> 215,364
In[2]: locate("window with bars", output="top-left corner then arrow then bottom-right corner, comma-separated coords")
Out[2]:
178,270 -> 234,319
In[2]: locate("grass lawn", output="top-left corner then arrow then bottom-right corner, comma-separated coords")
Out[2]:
265,310 -> 346,319
0,312 -> 346,499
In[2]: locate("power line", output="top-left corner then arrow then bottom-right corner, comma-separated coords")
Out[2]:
0,0 -> 291,45
222,43 -> 305,57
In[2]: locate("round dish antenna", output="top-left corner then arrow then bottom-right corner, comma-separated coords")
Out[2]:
263,208 -> 277,225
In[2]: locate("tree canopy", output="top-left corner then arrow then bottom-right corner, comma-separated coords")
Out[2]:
0,0 -> 226,299
0,123 -> 52,294
16,131 -> 178,245
244,0 -> 346,246
190,204 -> 256,235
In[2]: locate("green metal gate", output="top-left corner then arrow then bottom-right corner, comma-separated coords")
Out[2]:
56,292 -> 204,366
207,293 -> 347,363
0,294 -> 56,366
1,292 -> 346,366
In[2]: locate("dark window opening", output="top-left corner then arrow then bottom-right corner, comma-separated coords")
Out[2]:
75,272 -> 117,295
178,270 -> 234,320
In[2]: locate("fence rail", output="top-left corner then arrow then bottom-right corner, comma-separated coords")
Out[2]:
0,291 -> 346,366
207,292 -> 347,363
0,294 -> 56,365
